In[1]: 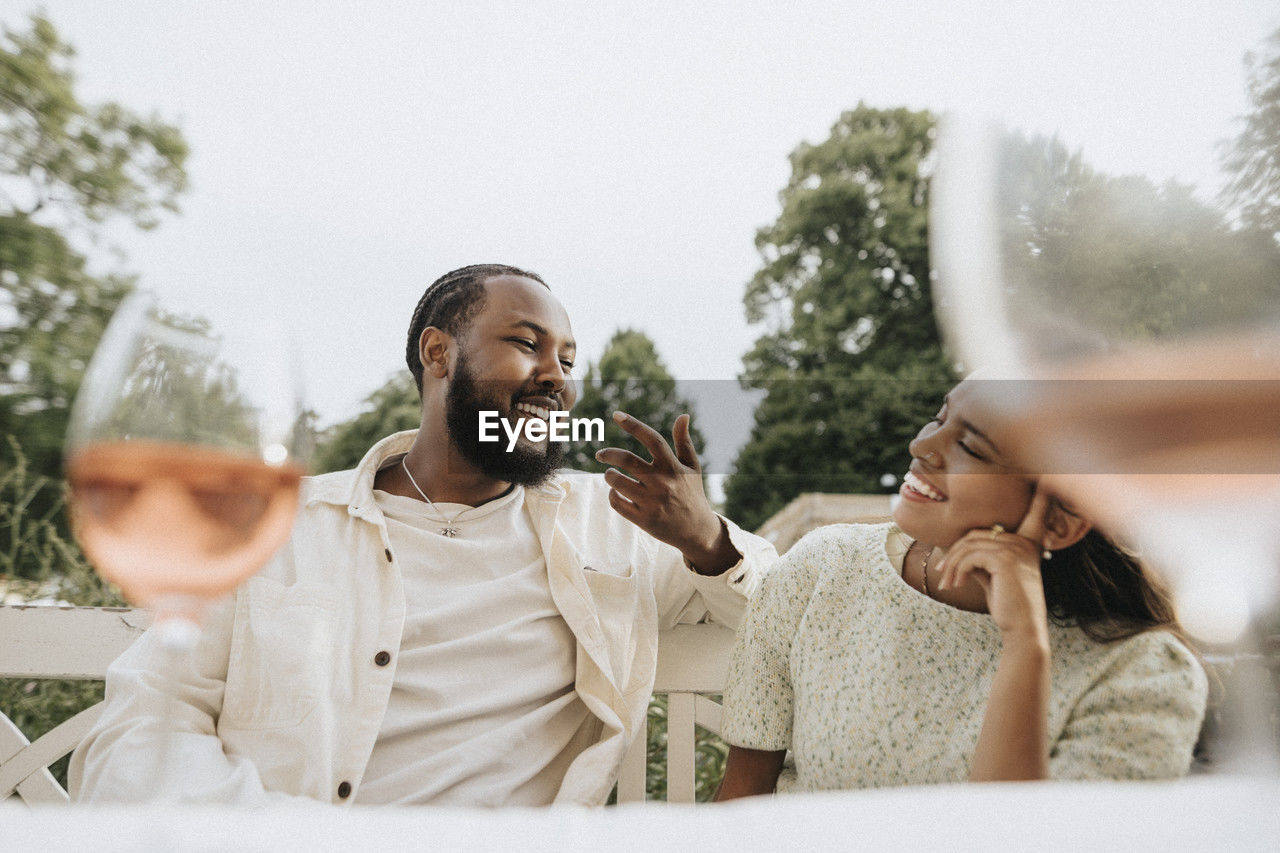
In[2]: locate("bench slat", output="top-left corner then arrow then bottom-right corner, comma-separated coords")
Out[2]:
0,709 -> 69,804
0,703 -> 104,800
0,606 -> 733,805
0,607 -> 149,679
693,695 -> 722,737
666,693 -> 697,803
652,623 -> 735,693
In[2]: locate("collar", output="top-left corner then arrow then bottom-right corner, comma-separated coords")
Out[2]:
884,524 -> 914,574
304,429 -> 570,521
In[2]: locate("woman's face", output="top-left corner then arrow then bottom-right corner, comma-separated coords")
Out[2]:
891,379 -> 1037,548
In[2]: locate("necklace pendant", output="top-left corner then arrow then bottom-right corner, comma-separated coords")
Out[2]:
440,526 -> 460,538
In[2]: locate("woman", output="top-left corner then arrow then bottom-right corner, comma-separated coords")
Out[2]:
716,378 -> 1208,797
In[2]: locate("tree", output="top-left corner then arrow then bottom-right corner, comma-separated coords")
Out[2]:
562,328 -> 704,475
0,13 -> 188,499
315,373 -> 421,473
724,105 -> 954,532
1222,26 -> 1280,240
996,132 -> 1280,349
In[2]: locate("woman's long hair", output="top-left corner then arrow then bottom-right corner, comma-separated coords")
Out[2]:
1037,508 -> 1186,645
1025,502 -> 1215,766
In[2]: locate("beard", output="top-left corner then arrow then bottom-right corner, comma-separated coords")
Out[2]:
445,356 -> 565,487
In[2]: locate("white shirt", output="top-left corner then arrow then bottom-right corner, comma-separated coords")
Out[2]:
71,430 -> 778,806
357,487 -> 590,805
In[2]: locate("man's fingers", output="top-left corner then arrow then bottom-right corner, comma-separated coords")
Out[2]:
607,487 -> 642,523
594,447 -> 651,480
672,413 -> 700,470
612,411 -> 678,468
604,466 -> 645,499
1016,487 -> 1054,544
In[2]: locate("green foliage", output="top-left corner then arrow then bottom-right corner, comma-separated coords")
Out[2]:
315,373 -> 422,473
638,695 -> 729,802
724,94 -> 1280,532
0,437 -> 124,606
0,13 -> 182,788
0,12 -> 188,518
1,435 -> 73,581
725,363 -> 952,532
0,676 -> 105,789
726,104 -> 955,530
606,695 -> 729,804
99,311 -> 269,450
0,14 -> 188,229
0,440 -> 124,789
562,329 -> 705,474
996,132 -> 1280,349
741,104 -> 941,379
0,214 -> 134,498
1222,26 -> 1280,239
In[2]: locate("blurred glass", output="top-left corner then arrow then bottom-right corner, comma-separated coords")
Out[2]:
64,291 -> 311,802
931,28 -> 1280,772
66,291 -> 311,634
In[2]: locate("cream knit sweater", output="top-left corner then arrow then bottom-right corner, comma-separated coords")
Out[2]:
722,523 -> 1208,790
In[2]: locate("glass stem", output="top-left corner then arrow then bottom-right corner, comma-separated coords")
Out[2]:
148,611 -> 201,803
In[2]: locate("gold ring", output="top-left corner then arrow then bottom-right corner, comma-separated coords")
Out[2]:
990,524 -> 1005,540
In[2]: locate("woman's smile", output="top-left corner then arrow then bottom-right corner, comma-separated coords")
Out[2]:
901,469 -> 946,502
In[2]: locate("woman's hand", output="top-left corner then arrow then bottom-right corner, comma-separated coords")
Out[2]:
940,490 -> 1056,782
936,489 -> 1054,643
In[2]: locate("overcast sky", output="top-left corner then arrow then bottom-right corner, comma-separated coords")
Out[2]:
5,1 -> 1278,472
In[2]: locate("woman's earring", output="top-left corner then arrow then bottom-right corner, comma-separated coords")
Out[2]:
1042,548 -> 1053,561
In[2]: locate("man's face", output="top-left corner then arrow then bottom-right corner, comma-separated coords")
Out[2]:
443,275 -> 578,486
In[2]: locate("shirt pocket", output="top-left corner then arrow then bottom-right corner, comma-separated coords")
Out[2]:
219,576 -> 339,731
582,564 -> 643,685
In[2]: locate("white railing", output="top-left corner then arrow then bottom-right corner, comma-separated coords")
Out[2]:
0,605 -> 732,805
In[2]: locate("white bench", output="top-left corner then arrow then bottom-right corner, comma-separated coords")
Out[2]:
0,605 -> 733,805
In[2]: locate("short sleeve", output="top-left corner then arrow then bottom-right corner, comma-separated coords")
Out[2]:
720,535 -> 826,751
1051,630 -> 1209,780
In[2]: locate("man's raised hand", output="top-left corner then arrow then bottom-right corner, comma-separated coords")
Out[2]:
594,412 -> 739,575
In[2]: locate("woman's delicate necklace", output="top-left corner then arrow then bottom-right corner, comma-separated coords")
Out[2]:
400,457 -> 465,537
918,542 -> 936,597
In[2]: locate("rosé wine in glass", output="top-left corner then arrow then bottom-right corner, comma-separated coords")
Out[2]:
66,291 -> 310,641
68,440 -> 303,621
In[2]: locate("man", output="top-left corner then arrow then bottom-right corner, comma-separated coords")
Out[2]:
71,263 -> 776,806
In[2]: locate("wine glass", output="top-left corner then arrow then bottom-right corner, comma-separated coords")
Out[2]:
930,31 -> 1280,774
66,291 -> 309,642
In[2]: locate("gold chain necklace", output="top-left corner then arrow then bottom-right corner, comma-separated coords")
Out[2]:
918,542 -> 936,597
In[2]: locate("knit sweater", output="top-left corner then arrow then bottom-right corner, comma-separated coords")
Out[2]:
721,523 -> 1208,790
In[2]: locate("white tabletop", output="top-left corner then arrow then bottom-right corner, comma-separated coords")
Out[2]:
6,776 -> 1279,852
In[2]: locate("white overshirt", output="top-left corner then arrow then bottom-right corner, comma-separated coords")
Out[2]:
70,430 -> 777,806
357,487 -> 589,805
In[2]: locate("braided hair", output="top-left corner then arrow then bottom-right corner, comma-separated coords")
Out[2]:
404,263 -> 547,393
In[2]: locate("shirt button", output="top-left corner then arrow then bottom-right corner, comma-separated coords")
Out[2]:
337,781 -> 352,799
384,548 -> 393,562
374,651 -> 391,667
